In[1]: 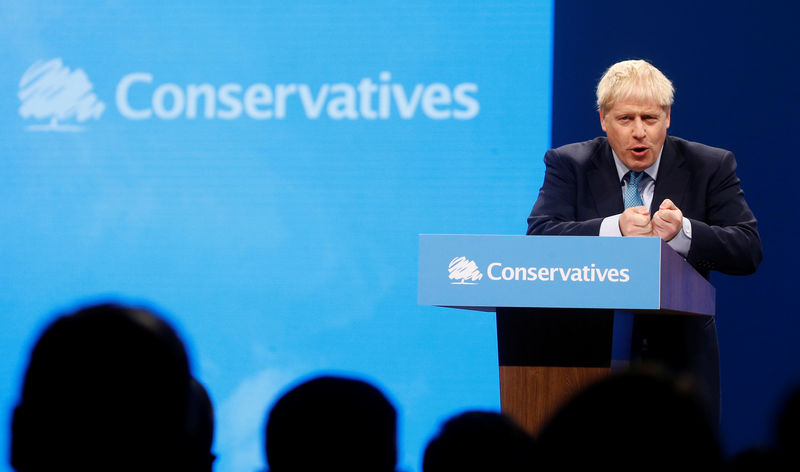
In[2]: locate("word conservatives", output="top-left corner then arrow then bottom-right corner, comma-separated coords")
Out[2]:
116,71 -> 479,121
486,263 -> 631,283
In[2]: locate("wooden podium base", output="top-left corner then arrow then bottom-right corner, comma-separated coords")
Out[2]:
496,307 -> 621,436
499,365 -> 609,435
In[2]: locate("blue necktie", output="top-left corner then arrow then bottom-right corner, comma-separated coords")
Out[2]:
624,171 -> 645,208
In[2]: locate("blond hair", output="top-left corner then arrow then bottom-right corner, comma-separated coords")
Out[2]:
596,60 -> 674,112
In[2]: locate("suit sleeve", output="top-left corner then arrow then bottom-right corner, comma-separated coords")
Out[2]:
526,148 -> 605,236
686,151 -> 762,275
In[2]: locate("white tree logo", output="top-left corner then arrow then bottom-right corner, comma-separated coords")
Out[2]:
18,58 -> 105,131
448,257 -> 483,285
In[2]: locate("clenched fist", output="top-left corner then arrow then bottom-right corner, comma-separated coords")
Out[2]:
652,198 -> 683,241
619,206 -> 653,237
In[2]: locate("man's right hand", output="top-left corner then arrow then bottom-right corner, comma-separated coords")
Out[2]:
619,206 -> 654,236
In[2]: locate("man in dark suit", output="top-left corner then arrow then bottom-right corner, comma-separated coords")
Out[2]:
527,59 -> 762,423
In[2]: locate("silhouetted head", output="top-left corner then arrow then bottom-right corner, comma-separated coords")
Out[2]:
775,382 -> 800,468
186,377 -> 216,472
726,447 -> 782,472
423,410 -> 535,472
536,368 -> 722,471
10,302 -> 194,471
265,375 -> 397,472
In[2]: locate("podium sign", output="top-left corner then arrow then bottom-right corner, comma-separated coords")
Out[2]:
417,234 -> 716,435
418,234 -> 713,315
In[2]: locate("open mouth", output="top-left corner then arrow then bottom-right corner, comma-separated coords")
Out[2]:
632,146 -> 648,156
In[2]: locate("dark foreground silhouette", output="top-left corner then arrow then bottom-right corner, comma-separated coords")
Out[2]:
264,375 -> 397,472
10,302 -> 213,471
535,368 -> 723,471
423,410 -> 536,472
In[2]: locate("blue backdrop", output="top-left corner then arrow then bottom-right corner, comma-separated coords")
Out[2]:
551,0 -> 800,457
0,2 -> 553,471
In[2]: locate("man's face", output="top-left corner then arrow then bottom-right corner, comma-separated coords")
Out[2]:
599,97 -> 671,172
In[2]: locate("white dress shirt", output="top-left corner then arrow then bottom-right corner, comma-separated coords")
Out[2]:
598,147 -> 692,257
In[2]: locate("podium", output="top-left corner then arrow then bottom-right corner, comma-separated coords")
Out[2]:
418,234 -> 715,435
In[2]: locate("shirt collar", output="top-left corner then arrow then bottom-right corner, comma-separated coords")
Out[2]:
611,145 -> 664,183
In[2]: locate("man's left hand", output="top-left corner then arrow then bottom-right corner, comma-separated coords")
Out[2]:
652,198 -> 683,241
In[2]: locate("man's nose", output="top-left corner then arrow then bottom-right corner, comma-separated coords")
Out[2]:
632,118 -> 646,139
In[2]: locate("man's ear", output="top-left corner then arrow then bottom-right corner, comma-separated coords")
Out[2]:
599,109 -> 607,132
665,106 -> 671,129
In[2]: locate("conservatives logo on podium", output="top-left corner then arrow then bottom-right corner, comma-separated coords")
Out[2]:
448,257 -> 483,285
447,257 -> 634,285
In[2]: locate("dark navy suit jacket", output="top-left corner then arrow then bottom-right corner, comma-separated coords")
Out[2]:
527,135 -> 762,278
526,135 -> 763,423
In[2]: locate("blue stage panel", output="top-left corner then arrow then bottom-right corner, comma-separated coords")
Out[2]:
0,2 -> 553,471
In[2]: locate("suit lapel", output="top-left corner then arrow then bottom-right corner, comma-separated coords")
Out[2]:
651,137 -> 689,214
588,142 -> 624,217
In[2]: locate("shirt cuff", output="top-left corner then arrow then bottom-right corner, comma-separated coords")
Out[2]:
599,214 -> 623,237
667,217 -> 692,257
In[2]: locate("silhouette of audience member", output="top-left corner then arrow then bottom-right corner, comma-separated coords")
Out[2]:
422,410 -> 536,472
264,375 -> 397,472
775,382 -> 800,470
726,447 -> 781,472
723,381 -> 800,471
535,368 -> 723,471
10,302 -> 206,471
186,377 -> 217,472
